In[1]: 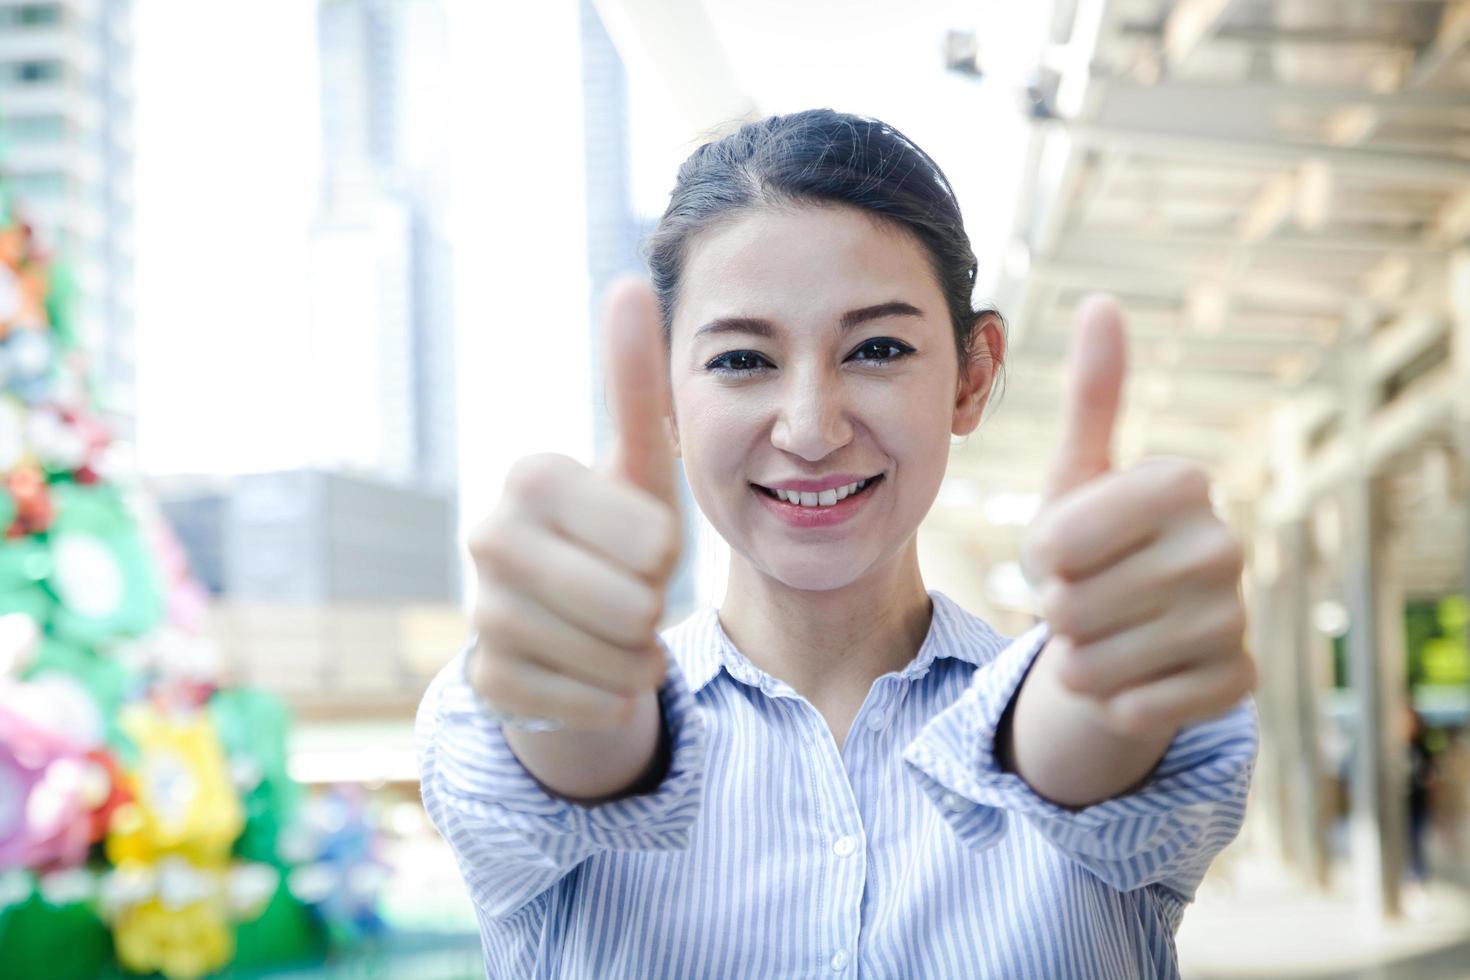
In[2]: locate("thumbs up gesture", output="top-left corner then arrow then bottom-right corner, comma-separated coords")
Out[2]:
465,276 -> 681,732
1018,295 -> 1257,740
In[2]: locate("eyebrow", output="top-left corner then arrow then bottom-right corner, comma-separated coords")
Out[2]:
692,301 -> 925,340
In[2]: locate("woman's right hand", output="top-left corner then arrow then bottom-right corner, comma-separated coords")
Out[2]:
466,277 -> 683,733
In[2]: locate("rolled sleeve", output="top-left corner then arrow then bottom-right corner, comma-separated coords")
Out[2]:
901,622 -> 1258,899
416,633 -> 708,921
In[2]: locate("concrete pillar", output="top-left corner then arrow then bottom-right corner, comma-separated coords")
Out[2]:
1246,526 -> 1292,864
1340,301 -> 1406,923
1280,517 -> 1330,887
1451,252 -> 1470,657
1264,402 -> 1330,885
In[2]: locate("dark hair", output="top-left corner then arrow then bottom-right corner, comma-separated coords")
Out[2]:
638,107 -> 1006,406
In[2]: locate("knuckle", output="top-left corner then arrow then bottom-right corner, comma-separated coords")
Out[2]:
1195,523 -> 1241,570
632,503 -> 681,578
474,591 -> 520,641
1169,461 -> 1210,502
468,511 -> 519,578
474,652 -> 519,703
1217,601 -> 1247,643
654,507 -> 682,571
1107,698 -> 1155,738
505,452 -> 570,498
1056,647 -> 1096,694
1233,653 -> 1259,695
1040,581 -> 1079,635
614,585 -> 661,644
1025,521 -> 1062,575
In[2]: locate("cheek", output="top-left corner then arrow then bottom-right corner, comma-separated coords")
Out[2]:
870,380 -> 949,455
673,390 -> 759,491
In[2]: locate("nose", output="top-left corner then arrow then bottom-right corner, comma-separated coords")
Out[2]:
770,371 -> 853,461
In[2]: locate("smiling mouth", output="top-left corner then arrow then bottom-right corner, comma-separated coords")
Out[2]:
751,474 -> 884,507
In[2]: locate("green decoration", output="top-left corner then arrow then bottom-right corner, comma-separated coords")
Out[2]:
211,689 -> 302,864
41,482 -> 164,646
0,891 -> 113,980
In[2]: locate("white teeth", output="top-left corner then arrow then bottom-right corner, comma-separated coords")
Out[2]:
765,477 -> 877,508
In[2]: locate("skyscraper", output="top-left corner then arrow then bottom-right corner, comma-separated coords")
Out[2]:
312,0 -> 455,492
578,0 -> 700,615
0,0 -> 137,445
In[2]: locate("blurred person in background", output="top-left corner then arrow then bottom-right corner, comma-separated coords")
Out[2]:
416,109 -> 1259,978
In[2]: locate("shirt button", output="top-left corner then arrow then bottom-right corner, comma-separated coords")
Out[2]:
831,834 -> 858,857
830,950 -> 849,971
941,792 -> 966,812
865,709 -> 888,731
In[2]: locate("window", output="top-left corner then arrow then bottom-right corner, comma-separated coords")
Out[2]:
0,5 -> 63,28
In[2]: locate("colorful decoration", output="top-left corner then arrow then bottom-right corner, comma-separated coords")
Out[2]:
0,136 -> 378,977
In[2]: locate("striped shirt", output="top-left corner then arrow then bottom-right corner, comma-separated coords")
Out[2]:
416,589 -> 1258,979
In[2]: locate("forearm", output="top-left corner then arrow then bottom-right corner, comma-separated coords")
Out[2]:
998,636 -> 1174,810
500,687 -> 667,805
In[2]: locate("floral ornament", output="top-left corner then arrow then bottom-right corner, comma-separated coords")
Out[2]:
278,785 -> 389,944
95,855 -> 279,979
0,610 -> 39,677
98,703 -> 279,979
0,534 -> 57,626
131,490 -> 210,634
106,703 -> 243,866
0,395 -> 25,474
5,464 -> 54,539
26,404 -> 88,474
1,328 -> 55,404
105,856 -> 233,980
0,674 -> 102,870
42,481 -> 164,645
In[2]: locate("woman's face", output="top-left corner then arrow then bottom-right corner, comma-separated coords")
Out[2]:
666,203 -> 1003,592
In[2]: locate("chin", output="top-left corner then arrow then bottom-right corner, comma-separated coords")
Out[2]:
758,549 -> 879,593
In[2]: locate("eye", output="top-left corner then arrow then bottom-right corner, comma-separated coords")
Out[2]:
704,350 -> 771,375
849,338 -> 915,365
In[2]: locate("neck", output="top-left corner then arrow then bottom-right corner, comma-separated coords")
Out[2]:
717,540 -> 933,704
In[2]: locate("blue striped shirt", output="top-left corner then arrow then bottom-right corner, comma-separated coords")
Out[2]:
416,589 -> 1258,978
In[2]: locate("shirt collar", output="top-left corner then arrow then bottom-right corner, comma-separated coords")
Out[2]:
665,589 -> 1005,697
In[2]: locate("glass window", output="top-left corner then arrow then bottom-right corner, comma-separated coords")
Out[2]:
3,115 -> 68,145
0,5 -> 63,28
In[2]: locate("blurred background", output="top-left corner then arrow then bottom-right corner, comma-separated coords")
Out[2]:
0,0 -> 1467,976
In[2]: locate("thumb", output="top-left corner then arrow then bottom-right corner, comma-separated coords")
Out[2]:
600,276 -> 678,506
1043,292 -> 1127,503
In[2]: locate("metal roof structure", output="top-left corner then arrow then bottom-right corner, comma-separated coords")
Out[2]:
963,0 -> 1470,602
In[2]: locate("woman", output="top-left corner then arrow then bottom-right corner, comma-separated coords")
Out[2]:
416,109 -> 1258,978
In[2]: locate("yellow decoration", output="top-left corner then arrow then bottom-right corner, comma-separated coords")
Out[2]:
102,706 -> 244,979
111,862 -> 234,980
106,704 -> 243,865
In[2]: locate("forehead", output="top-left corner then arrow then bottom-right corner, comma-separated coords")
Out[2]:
674,204 -> 939,335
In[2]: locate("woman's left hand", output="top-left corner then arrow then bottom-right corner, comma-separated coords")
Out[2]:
1019,295 -> 1258,740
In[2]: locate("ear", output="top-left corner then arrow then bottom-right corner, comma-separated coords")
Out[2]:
666,413 -> 681,458
952,313 -> 1005,438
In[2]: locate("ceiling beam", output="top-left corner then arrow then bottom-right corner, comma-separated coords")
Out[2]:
1162,0 -> 1235,75
1096,78 -> 1470,113
1265,365 -> 1456,522
1317,0 -> 1470,150
1058,118 -> 1470,184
